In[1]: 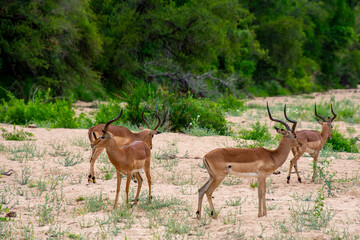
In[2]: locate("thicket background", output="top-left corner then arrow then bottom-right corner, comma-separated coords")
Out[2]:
1,0 -> 359,101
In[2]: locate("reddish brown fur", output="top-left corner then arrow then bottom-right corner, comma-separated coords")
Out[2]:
287,121 -> 333,183
91,131 -> 152,208
196,104 -> 301,219
88,121 -> 159,183
287,104 -> 336,183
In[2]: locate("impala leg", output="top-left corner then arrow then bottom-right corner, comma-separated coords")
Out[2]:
197,176 -> 213,219
114,171 -> 122,209
205,175 -> 225,219
293,160 -> 302,183
133,172 -> 143,204
144,159 -> 152,203
287,160 -> 294,184
88,147 -> 104,184
197,158 -> 214,219
311,154 -> 319,182
287,148 -> 304,184
125,173 -> 131,206
258,173 -> 267,217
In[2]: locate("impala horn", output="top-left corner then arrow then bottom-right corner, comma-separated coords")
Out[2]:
142,105 -> 161,130
284,104 -> 297,132
104,109 -> 123,132
330,103 -> 337,122
266,102 -> 292,132
314,103 -> 326,122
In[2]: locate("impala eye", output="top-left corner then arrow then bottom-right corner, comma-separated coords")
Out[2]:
100,136 -> 105,139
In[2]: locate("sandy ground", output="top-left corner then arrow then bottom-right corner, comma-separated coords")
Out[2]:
0,88 -> 359,239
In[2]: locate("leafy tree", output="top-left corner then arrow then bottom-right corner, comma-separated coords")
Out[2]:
0,0 -> 104,100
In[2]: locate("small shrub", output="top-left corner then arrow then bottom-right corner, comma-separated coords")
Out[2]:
1,126 -> 35,141
94,99 -> 124,126
56,153 -> 84,167
325,128 -> 359,153
290,192 -> 335,231
237,121 -> 272,144
182,115 -> 219,136
84,192 -> 107,212
15,167 -> 32,185
165,93 -> 227,135
36,194 -> 54,226
217,93 -> 245,113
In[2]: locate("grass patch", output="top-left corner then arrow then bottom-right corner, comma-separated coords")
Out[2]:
84,192 -> 108,213
7,142 -> 46,162
1,126 -> 34,141
290,189 -> 335,231
56,153 -> 85,167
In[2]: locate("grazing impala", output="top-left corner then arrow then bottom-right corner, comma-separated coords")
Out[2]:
91,109 -> 152,208
286,103 -> 337,183
88,106 -> 160,183
196,103 -> 301,219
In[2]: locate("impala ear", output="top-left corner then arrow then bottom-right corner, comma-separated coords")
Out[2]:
92,132 -> 98,140
316,118 -> 323,125
274,126 -> 281,134
274,127 -> 286,135
138,126 -> 145,130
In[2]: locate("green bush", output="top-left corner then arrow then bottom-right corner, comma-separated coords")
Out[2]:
94,99 -> 124,125
325,128 -> 359,153
217,93 -> 245,113
95,88 -> 228,135
238,121 -> 272,143
1,126 -> 34,141
0,91 -> 92,128
165,93 -> 227,135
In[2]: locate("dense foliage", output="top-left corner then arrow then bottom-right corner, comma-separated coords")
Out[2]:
1,0 -> 359,100
0,91 -> 91,128
95,85 -> 228,134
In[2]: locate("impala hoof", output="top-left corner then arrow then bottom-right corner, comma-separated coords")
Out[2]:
210,211 -> 217,219
196,210 -> 201,219
298,178 -> 302,183
287,176 -> 290,184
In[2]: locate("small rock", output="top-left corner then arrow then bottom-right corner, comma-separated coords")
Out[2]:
5,211 -> 16,218
28,124 -> 37,128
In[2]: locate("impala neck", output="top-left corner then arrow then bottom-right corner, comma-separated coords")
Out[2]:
320,124 -> 330,145
271,136 -> 292,168
105,140 -> 125,164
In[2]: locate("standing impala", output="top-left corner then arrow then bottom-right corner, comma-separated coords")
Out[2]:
286,103 -> 337,183
196,103 -> 301,219
91,109 -> 152,208
88,106 -> 160,183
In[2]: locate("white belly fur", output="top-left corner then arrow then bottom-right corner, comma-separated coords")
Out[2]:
228,170 -> 259,178
227,165 -> 259,178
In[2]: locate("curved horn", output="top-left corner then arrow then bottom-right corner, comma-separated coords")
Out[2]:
104,109 -> 123,132
284,104 -> 297,132
141,105 -> 151,129
267,102 -> 291,131
314,103 -> 326,122
330,103 -> 337,122
153,106 -> 161,130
